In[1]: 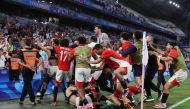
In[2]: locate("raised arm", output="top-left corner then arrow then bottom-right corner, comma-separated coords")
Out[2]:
119,44 -> 137,57
160,56 -> 173,62
149,44 -> 165,55
36,38 -> 51,58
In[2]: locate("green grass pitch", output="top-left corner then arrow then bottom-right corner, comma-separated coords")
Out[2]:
0,75 -> 189,109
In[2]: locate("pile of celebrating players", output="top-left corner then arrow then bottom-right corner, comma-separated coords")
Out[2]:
4,25 -> 188,109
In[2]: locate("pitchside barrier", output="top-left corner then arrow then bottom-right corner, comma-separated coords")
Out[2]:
0,69 -> 55,101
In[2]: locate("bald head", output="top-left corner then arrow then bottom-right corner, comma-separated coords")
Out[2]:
146,35 -> 153,44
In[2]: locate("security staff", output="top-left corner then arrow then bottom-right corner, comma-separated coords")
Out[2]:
18,39 -> 42,106
7,50 -> 20,81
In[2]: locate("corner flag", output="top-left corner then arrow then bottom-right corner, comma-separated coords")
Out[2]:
141,32 -> 148,109
142,32 -> 148,66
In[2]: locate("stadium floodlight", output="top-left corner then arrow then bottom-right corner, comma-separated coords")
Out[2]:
169,1 -> 172,4
41,0 -> 45,2
175,4 -> 178,7
49,2 -> 52,4
34,19 -> 37,22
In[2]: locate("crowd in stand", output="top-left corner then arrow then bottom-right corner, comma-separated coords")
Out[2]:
94,0 -> 145,23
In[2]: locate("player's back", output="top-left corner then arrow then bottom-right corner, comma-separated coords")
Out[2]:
74,45 -> 92,68
103,49 -> 126,61
102,49 -> 128,69
54,46 -> 72,71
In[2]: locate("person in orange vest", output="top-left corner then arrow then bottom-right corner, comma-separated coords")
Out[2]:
7,50 -> 20,81
18,38 -> 42,106
157,55 -> 166,90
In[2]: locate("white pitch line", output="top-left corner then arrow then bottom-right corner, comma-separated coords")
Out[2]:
167,97 -> 190,109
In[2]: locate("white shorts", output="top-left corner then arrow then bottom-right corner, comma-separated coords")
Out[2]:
90,56 -> 102,81
75,68 -> 91,86
123,62 -> 132,75
47,66 -> 58,77
113,64 -> 132,82
168,69 -> 188,86
55,69 -> 70,83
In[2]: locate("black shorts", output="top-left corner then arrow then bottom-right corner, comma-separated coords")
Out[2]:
133,64 -> 142,77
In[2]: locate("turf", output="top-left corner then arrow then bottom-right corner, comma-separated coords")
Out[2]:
0,75 -> 189,109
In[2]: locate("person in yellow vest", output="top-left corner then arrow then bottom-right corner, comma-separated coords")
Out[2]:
18,39 -> 42,106
7,50 -> 20,81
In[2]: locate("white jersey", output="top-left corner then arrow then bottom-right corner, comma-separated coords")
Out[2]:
97,33 -> 110,44
88,42 -> 97,49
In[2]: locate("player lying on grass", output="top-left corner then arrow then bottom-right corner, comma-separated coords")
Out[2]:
107,78 -> 134,109
150,42 -> 188,109
65,80 -> 93,107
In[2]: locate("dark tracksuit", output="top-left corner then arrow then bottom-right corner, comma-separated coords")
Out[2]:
19,48 -> 41,102
144,48 -> 161,97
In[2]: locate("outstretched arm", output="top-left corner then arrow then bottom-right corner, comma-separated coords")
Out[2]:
87,58 -> 102,64
36,38 -> 51,58
119,45 -> 137,57
149,44 -> 165,55
160,56 -> 173,62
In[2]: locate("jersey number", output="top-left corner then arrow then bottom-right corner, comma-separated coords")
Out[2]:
60,51 -> 68,62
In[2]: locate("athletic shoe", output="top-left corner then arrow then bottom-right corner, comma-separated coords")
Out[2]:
76,106 -> 83,109
153,103 -> 167,109
130,100 -> 138,106
122,89 -> 129,97
51,102 -> 57,106
127,95 -> 138,106
145,96 -> 154,102
36,92 -> 41,97
137,95 -> 147,105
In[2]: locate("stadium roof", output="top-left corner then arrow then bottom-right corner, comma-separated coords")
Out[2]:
120,0 -> 190,31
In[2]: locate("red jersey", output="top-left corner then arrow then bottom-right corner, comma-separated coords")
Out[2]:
121,41 -> 133,65
100,49 -> 129,70
54,46 -> 72,71
167,48 -> 178,58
